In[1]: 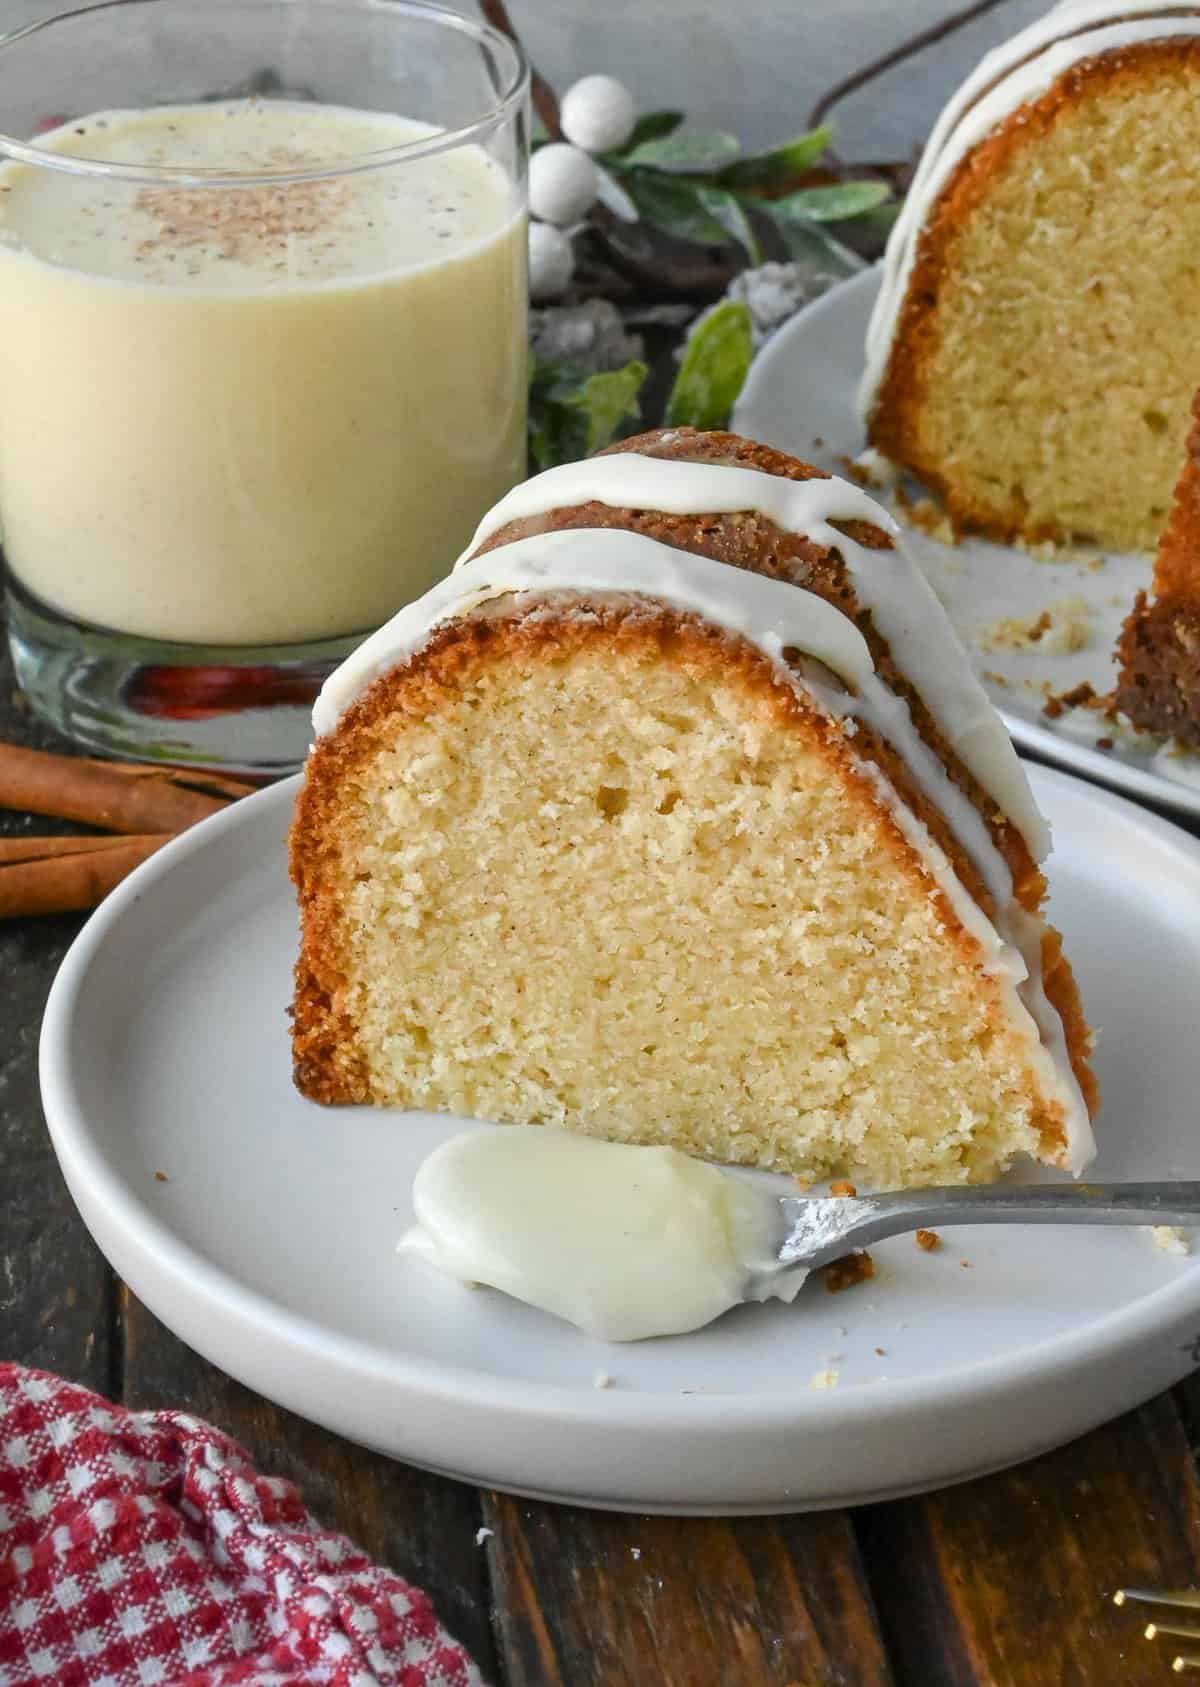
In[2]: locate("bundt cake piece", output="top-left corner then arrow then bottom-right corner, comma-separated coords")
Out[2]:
1116,391 -> 1200,745
861,0 -> 1200,552
290,428 -> 1097,1188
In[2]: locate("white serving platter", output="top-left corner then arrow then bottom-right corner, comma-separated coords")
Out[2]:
734,265 -> 1200,822
38,767 -> 1200,1513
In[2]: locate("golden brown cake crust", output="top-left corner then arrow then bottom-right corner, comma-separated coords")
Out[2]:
1116,391 -> 1200,742
290,427 -> 1097,1133
867,38 -> 1200,545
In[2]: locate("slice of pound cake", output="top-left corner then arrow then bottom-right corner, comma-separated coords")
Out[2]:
860,1 -> 1200,552
290,429 -> 1097,1187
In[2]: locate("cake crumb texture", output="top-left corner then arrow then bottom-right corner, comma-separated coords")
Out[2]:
292,607 -> 1077,1187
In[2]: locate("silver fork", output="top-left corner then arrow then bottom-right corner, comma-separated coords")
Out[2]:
758,1182 -> 1200,1283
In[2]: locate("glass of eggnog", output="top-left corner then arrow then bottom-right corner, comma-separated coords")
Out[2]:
0,0 -> 529,772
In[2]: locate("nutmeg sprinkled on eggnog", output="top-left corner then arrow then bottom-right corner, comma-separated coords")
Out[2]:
0,101 -> 526,644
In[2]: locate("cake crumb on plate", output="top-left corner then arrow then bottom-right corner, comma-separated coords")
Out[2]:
1149,1225 -> 1190,1256
895,486 -> 957,544
822,1250 -> 875,1293
977,597 -> 1093,656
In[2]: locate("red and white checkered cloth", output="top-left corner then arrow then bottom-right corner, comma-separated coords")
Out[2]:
0,1365 -> 485,1687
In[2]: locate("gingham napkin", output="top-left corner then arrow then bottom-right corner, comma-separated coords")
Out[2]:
0,1365 -> 484,1687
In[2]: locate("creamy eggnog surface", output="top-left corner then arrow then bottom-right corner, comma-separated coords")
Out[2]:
0,102 -> 527,644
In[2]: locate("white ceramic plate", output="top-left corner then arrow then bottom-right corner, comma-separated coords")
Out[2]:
734,266 -> 1200,822
39,769 -> 1200,1515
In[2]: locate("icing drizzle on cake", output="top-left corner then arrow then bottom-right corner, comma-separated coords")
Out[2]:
455,452 -> 1051,864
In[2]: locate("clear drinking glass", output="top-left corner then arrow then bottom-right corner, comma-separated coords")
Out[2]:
1,0 -> 529,773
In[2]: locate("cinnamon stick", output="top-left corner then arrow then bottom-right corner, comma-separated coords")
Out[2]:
0,743 -> 228,834
0,833 -> 171,865
0,834 -> 171,917
87,760 -> 258,801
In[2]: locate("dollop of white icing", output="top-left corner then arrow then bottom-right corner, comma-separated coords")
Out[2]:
860,2 -> 1200,421
400,1125 -> 803,1341
313,521 -> 1092,1171
452,452 -> 1051,862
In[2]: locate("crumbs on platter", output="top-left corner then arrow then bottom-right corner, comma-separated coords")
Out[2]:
976,597 -> 1093,655
1013,534 -> 1103,567
895,486 -> 957,545
1042,679 -> 1103,719
821,1250 -> 875,1293
843,448 -> 899,491
1149,1225 -> 1190,1256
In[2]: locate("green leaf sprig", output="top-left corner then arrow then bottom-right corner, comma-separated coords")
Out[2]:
664,300 -> 753,432
597,117 -> 890,265
528,357 -> 648,470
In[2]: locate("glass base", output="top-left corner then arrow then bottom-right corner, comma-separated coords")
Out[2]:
6,575 -> 365,776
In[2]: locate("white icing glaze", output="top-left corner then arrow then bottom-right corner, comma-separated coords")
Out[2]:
314,527 -> 876,735
860,2 -> 1200,419
400,1125 -> 805,1341
453,452 -> 1051,862
313,522 -> 1092,1170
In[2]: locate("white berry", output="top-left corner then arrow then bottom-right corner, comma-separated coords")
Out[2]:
560,75 -> 637,155
528,220 -> 574,300
529,142 -> 598,227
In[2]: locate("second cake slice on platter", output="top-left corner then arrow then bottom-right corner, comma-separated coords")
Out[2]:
290,428 -> 1096,1188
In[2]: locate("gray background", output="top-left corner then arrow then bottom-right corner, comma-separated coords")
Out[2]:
2,0 -> 1049,157
496,0 -> 1047,156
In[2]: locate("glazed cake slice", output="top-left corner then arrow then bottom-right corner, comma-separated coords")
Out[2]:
290,429 -> 1096,1188
861,1 -> 1200,552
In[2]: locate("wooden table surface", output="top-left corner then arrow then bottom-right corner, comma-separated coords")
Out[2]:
5,636 -> 1200,1687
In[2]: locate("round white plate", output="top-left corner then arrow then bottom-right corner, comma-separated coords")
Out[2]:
734,266 -> 1200,822
40,768 -> 1200,1515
